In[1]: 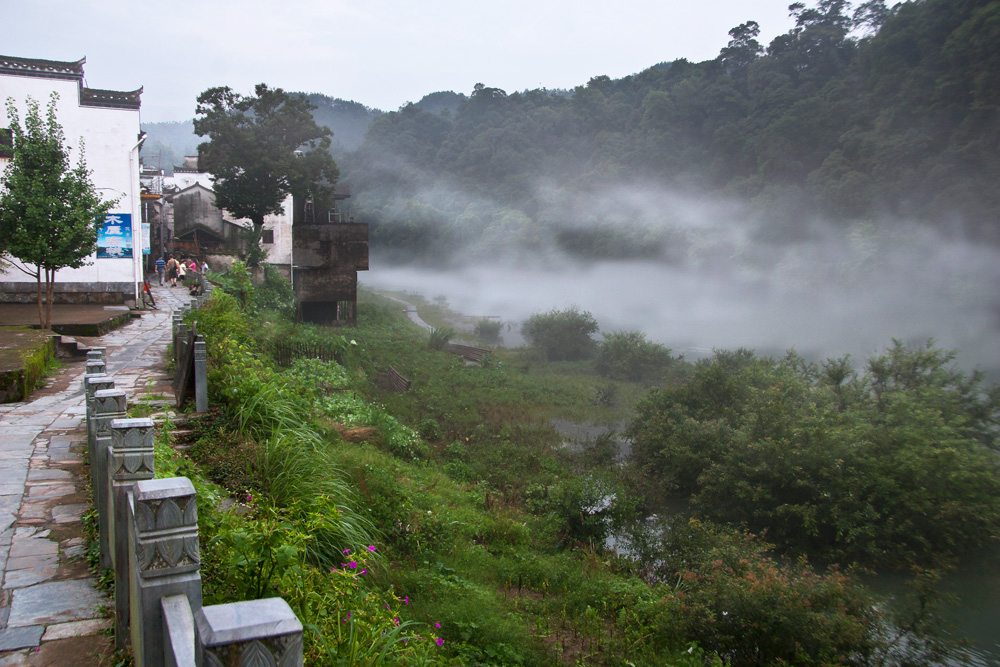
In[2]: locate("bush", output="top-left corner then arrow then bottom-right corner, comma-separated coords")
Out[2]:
474,318 -> 503,345
596,329 -> 677,384
627,342 -> 1000,568
521,307 -> 599,361
428,326 -> 455,350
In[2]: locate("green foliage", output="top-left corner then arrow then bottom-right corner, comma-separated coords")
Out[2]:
0,94 -> 117,328
473,318 -> 503,346
427,326 -> 455,350
628,341 -> 1000,568
596,329 -> 681,385
341,0 -> 1000,261
521,308 -> 599,362
194,84 -> 339,266
253,264 -> 296,319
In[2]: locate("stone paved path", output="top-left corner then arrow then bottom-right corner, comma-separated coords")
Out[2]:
0,286 -> 191,666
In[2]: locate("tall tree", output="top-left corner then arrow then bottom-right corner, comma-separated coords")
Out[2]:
194,84 -> 339,266
0,94 -> 116,329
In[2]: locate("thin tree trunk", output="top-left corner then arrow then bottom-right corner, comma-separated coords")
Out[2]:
36,271 -> 44,329
45,268 -> 55,330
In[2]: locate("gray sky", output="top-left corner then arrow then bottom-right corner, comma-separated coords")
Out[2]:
3,0 -> 796,122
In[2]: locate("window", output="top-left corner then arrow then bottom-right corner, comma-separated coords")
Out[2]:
261,229 -> 275,244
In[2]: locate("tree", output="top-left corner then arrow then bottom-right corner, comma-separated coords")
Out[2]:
595,330 -> 679,384
0,94 -> 116,329
194,84 -> 339,266
521,307 -> 599,361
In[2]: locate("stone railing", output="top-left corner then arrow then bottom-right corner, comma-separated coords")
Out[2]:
171,282 -> 211,412
84,310 -> 304,666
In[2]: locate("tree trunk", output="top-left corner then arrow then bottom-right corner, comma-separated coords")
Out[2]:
36,271 -> 44,329
45,268 -> 55,331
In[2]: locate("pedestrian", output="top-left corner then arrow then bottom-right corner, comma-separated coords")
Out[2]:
177,258 -> 187,285
201,259 -> 209,274
155,255 -> 166,285
188,258 -> 197,274
165,255 -> 179,287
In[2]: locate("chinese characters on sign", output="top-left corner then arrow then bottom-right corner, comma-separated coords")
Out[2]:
97,214 -> 133,259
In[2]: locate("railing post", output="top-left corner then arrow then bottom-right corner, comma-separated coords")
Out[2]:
86,359 -> 107,377
195,598 -> 303,667
85,375 -> 114,475
130,477 -> 202,667
174,322 -> 188,369
87,347 -> 107,363
93,388 -> 127,569
108,417 -> 155,650
194,337 -> 208,414
176,322 -> 189,374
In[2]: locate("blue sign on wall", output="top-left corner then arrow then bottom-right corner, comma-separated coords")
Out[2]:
97,214 -> 133,259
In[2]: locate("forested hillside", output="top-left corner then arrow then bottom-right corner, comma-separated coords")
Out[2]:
341,0 -> 1000,263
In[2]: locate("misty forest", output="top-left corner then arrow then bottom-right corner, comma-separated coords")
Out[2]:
146,0 -> 1000,664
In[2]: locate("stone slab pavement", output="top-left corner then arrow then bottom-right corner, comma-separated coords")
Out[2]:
0,286 -> 190,666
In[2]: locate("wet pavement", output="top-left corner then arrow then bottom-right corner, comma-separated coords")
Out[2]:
0,286 -> 191,666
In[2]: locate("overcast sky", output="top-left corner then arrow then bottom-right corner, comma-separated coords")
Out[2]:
3,0 -> 797,123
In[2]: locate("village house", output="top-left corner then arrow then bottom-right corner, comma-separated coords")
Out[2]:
154,156 -> 368,325
0,54 -> 145,304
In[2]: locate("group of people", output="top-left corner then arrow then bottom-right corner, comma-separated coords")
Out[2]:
154,254 -> 209,287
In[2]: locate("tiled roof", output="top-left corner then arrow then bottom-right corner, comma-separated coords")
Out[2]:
81,86 -> 143,110
0,54 -> 142,110
0,54 -> 85,81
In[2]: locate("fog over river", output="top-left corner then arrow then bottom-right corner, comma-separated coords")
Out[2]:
360,220 -> 1000,375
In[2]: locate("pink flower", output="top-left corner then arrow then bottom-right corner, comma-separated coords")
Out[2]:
367,545 -> 376,552
434,622 -> 441,628
349,561 -> 357,569
359,568 -> 367,575
403,596 -> 409,605
393,617 -> 400,625
343,548 -> 351,554
436,638 -> 444,647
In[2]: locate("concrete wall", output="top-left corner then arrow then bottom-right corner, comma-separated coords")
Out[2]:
0,61 -> 143,303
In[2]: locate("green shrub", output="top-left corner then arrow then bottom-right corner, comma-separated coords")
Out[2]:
596,329 -> 678,385
521,307 -> 599,361
427,326 -> 455,350
628,342 -> 1000,567
474,318 -> 503,345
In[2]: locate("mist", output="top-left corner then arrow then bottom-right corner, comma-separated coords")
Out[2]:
358,182 -> 1000,376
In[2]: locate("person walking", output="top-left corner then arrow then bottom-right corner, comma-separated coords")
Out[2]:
155,255 -> 166,285
201,259 -> 209,274
165,255 -> 179,287
177,258 -> 187,286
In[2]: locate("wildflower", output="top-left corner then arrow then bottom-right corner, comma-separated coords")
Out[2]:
349,561 -> 357,569
343,548 -> 351,554
360,568 -> 367,575
403,596 -> 409,605
367,545 -> 376,552
393,617 -> 400,625
436,638 -> 444,647
434,622 -> 441,628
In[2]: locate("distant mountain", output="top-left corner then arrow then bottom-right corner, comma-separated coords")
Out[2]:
141,93 -> 386,172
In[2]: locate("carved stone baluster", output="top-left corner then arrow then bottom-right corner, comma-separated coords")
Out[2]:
130,477 -> 202,667
92,388 -> 127,569
196,598 -> 304,667
85,375 -> 114,473
108,417 -> 155,649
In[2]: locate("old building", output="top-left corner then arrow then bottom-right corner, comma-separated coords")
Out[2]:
157,157 -> 368,324
0,54 -> 145,304
291,186 -> 368,325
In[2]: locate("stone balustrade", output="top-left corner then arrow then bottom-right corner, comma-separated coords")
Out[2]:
84,292 -> 302,667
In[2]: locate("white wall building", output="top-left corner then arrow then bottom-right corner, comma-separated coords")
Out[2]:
0,54 -> 145,304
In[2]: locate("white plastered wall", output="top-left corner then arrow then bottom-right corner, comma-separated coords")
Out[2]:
0,71 -> 142,298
